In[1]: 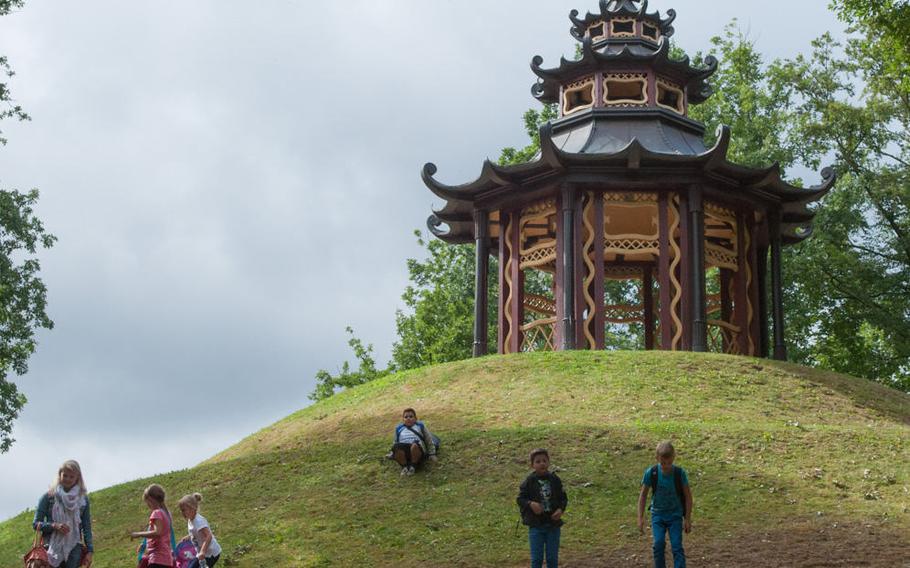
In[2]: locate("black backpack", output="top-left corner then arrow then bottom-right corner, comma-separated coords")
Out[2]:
649,465 -> 687,517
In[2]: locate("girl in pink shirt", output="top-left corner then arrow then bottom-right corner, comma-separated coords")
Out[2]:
130,484 -> 174,568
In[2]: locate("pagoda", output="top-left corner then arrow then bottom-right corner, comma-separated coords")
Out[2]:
421,0 -> 834,360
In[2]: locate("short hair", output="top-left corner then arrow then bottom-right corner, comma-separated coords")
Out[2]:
177,492 -> 204,511
402,408 -> 417,418
529,448 -> 550,464
656,441 -> 676,458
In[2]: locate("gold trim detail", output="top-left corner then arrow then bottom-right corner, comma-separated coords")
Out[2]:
503,214 -> 515,353
656,79 -> 685,114
603,73 -> 648,106
669,195 -> 683,349
582,193 -> 597,349
563,76 -> 596,116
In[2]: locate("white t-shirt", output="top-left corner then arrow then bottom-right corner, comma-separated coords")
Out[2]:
397,425 -> 422,445
188,513 -> 222,558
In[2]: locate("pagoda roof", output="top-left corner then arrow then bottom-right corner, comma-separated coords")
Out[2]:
531,38 -> 717,105
423,119 -> 835,246
569,0 -> 677,41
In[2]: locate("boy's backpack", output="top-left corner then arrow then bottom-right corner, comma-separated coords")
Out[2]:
649,465 -> 687,517
174,540 -> 197,568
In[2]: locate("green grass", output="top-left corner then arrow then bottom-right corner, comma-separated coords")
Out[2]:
1,351 -> 907,567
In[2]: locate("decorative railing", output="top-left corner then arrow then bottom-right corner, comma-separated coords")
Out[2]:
605,304 -> 643,324
521,317 -> 557,352
524,294 -> 556,316
706,319 -> 741,355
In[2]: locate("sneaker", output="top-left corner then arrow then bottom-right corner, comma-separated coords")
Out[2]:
407,465 -> 416,476
400,466 -> 409,477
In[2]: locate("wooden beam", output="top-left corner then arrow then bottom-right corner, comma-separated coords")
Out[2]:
473,209 -> 489,357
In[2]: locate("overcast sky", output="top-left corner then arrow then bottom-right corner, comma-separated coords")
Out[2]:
0,0 -> 846,520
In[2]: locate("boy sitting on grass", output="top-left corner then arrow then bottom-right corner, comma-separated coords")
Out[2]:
637,440 -> 693,568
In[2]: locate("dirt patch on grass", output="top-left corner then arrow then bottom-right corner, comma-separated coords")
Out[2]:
561,520 -> 909,567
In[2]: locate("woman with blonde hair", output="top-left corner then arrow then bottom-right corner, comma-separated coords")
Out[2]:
32,459 -> 94,567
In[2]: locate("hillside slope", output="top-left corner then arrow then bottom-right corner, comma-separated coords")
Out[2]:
1,351 -> 908,567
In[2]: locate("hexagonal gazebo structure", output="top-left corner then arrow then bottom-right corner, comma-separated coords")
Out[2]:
421,0 -> 834,360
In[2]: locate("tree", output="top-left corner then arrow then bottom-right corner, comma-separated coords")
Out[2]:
0,0 -> 56,451
690,19 -> 909,390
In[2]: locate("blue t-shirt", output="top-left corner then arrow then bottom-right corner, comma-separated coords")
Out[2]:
641,465 -> 689,515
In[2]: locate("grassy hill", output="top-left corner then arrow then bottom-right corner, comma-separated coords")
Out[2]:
1,351 -> 908,567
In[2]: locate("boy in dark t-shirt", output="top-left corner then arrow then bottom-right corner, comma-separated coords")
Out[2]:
517,448 -> 568,568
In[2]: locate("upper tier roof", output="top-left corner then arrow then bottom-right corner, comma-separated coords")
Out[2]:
569,0 -> 677,41
531,37 -> 717,105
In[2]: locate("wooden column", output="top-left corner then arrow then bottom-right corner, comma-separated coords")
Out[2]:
643,265 -> 655,350
757,241 -> 770,358
734,211 -> 751,355
678,192 -> 691,350
657,193 -> 673,349
557,185 -> 578,350
747,214 -> 762,356
497,212 -> 508,354
591,192 -> 606,349
719,268 -> 732,353
689,186 -> 707,352
509,211 -> 524,354
472,209 -> 489,357
769,210 -> 787,360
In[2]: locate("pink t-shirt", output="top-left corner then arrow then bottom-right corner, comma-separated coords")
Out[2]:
145,509 -> 174,566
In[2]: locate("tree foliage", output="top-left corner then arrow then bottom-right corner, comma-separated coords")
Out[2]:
691,18 -> 909,390
0,0 -> 56,451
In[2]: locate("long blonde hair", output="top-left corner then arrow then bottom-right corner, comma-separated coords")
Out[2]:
49,459 -> 87,497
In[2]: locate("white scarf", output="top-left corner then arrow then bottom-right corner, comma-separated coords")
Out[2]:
46,484 -> 85,568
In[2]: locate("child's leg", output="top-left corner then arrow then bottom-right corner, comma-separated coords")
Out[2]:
410,443 -> 424,465
668,515 -> 686,568
528,527 -> 545,568
206,554 -> 220,567
392,443 -> 412,466
544,526 -> 560,567
651,514 -> 669,568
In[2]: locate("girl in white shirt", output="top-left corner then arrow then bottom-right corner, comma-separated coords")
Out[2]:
177,493 -> 222,568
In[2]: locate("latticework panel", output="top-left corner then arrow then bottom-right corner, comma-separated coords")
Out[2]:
605,304 -> 643,324
707,319 -> 742,355
705,242 -> 738,271
524,294 -> 556,316
521,317 -> 557,352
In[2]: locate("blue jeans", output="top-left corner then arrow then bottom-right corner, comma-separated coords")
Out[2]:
528,525 -> 560,568
651,513 -> 685,568
188,555 -> 220,568
63,546 -> 83,568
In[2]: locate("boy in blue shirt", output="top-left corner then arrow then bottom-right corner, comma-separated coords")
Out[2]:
637,441 -> 693,568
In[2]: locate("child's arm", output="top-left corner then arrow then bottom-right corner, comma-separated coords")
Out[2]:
551,477 -> 568,520
517,478 -> 543,515
637,485 -> 649,534
195,526 -> 214,559
683,485 -> 693,533
130,517 -> 163,539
